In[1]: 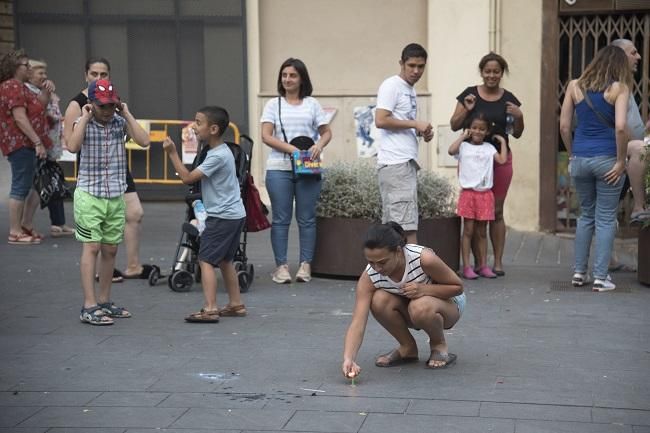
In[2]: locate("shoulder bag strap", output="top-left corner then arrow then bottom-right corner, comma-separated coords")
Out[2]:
579,84 -> 615,129
278,96 -> 298,183
277,96 -> 289,142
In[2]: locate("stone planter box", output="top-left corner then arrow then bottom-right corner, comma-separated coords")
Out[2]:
312,216 -> 461,278
638,226 -> 650,285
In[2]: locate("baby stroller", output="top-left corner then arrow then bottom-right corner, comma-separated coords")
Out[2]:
162,135 -> 255,293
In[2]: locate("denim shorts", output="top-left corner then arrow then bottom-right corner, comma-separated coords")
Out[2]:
7,147 -> 36,200
451,292 -> 466,316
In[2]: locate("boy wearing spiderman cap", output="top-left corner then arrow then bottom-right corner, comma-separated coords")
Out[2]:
67,79 -> 150,325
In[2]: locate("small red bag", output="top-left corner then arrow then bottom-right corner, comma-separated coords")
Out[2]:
244,174 -> 271,232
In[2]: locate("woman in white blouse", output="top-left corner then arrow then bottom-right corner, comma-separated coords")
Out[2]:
261,58 -> 332,284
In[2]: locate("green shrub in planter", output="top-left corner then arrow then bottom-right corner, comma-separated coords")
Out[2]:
313,160 -> 459,277
317,160 -> 456,220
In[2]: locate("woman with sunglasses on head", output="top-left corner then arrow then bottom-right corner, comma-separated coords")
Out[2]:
26,59 -> 75,237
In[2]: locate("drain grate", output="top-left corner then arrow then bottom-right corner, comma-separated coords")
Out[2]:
549,281 -> 631,293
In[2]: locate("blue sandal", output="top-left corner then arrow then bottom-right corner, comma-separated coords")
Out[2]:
98,302 -> 132,318
80,306 -> 114,326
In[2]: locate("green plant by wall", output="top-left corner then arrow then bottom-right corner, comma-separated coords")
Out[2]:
316,160 -> 456,220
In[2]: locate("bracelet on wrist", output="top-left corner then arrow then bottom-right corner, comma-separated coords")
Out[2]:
34,142 -> 43,147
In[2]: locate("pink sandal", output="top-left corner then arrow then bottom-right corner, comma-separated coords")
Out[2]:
8,232 -> 36,245
22,226 -> 44,241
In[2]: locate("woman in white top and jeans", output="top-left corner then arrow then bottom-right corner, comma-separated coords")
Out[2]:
261,58 -> 332,283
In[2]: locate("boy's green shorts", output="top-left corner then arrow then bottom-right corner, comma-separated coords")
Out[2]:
74,189 -> 125,244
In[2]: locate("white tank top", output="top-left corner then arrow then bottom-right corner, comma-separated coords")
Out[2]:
365,244 -> 432,296
365,244 -> 464,305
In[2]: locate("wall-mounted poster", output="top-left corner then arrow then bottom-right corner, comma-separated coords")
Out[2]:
182,123 -> 199,164
323,107 -> 337,125
354,105 -> 378,158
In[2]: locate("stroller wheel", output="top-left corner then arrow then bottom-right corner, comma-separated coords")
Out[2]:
237,270 -> 250,293
247,263 -> 255,281
169,270 -> 194,292
148,265 -> 161,286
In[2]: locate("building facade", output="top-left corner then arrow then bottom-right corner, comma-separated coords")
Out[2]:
11,0 -> 650,231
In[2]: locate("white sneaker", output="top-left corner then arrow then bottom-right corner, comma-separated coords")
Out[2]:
593,275 -> 615,292
571,272 -> 590,287
295,262 -> 311,283
272,264 -> 291,284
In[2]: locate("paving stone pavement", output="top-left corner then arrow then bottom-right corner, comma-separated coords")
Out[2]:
0,160 -> 649,432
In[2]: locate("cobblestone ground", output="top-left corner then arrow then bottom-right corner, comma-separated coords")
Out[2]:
0,160 -> 648,433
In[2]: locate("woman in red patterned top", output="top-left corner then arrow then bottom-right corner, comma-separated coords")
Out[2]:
0,49 -> 51,245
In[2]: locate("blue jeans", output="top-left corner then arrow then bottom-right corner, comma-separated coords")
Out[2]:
265,170 -> 322,265
570,156 -> 625,280
7,147 -> 36,200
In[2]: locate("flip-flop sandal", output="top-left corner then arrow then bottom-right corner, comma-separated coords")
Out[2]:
425,350 -> 457,369
375,349 -> 419,367
21,226 -> 44,241
8,233 -> 36,245
185,309 -> 220,323
95,269 -> 124,283
51,225 -> 75,237
122,264 -> 154,279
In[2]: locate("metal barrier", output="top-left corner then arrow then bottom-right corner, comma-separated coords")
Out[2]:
63,120 -> 240,184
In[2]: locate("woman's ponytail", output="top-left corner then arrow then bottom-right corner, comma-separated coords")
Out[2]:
364,221 -> 407,251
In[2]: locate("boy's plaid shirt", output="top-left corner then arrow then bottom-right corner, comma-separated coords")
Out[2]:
76,114 -> 128,198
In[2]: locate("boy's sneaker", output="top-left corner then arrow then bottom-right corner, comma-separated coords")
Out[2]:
593,275 -> 616,292
295,262 -> 312,282
272,265 -> 291,284
571,272 -> 590,287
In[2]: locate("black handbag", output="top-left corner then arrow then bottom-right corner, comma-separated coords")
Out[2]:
33,159 -> 71,208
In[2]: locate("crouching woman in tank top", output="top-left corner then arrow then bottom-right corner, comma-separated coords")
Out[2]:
342,222 -> 465,378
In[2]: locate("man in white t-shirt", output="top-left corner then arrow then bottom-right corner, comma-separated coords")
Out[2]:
375,43 -> 433,243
